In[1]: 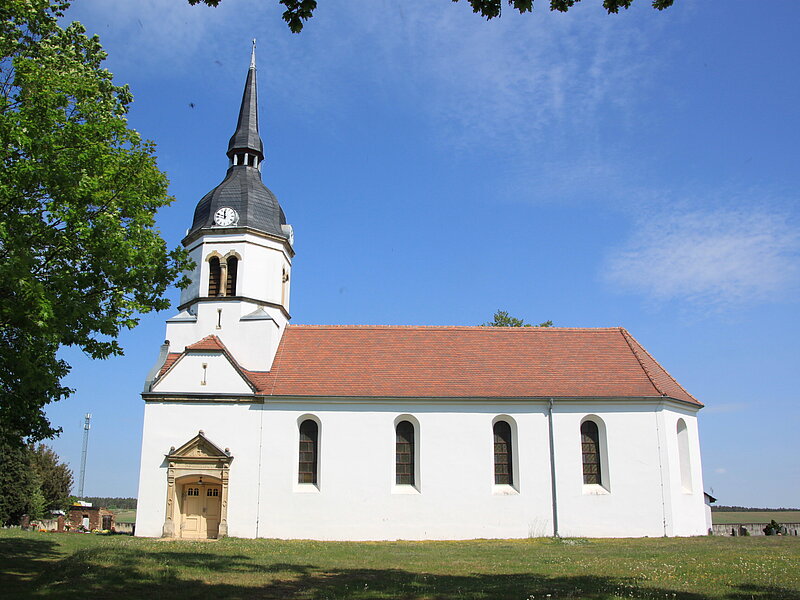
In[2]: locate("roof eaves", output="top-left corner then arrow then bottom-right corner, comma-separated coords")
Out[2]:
619,328 -> 701,406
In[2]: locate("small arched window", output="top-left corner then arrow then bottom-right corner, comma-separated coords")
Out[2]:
208,257 -> 221,297
225,256 -> 238,296
677,418 -> 692,493
581,420 -> 602,485
281,267 -> 289,306
395,420 -> 415,485
493,420 -> 513,485
298,419 -> 318,485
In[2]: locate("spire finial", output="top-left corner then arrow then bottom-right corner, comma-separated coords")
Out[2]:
227,42 -> 264,161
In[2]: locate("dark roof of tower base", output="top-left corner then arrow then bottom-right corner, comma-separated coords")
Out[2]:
189,166 -> 286,238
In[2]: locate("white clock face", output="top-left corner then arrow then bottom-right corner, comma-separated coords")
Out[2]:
214,207 -> 238,227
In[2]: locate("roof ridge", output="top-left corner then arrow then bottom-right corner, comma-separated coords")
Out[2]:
179,335 -> 258,393
267,329 -> 289,396
618,328 -> 661,397
287,324 -> 622,331
185,334 -> 226,350
619,328 -> 699,404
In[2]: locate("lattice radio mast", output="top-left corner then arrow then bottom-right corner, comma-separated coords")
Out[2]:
78,413 -> 91,498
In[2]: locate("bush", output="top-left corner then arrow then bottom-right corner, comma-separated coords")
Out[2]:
763,519 -> 782,535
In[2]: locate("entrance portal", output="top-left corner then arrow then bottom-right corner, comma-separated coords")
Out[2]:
161,431 -> 232,539
180,481 -> 222,539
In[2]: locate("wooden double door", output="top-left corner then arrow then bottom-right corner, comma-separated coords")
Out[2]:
180,482 -> 222,539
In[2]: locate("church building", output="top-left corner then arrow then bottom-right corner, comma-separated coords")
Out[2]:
135,47 -> 709,540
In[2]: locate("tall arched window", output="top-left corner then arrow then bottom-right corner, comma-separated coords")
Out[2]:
493,420 -> 513,485
298,419 -> 318,485
677,418 -> 692,493
581,420 -> 602,485
225,256 -> 238,296
208,257 -> 221,297
395,420 -> 415,485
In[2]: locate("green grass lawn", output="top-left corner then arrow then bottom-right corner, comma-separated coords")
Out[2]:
1,529 -> 798,599
712,511 -> 800,525
112,509 -> 136,524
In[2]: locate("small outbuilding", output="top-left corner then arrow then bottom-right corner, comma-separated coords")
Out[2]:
67,503 -> 115,531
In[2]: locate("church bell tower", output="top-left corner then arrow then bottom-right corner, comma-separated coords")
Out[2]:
163,42 -> 293,372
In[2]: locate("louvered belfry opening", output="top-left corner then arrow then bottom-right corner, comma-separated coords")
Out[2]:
225,256 -> 238,296
298,419 -> 318,484
395,421 -> 415,485
208,257 -> 221,297
581,420 -> 601,484
493,421 -> 513,485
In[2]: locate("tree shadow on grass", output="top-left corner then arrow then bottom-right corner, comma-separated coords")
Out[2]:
0,536 -> 62,596
726,584 -> 800,600
6,542 -> 798,600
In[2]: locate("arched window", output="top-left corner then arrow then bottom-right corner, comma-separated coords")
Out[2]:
225,256 -> 238,296
493,420 -> 513,485
581,420 -> 602,485
298,419 -> 318,484
395,420 -> 415,485
297,419 -> 319,484
677,418 -> 692,493
281,267 -> 289,307
208,257 -> 221,297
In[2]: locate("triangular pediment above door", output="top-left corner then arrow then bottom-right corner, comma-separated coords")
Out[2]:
167,431 -> 232,461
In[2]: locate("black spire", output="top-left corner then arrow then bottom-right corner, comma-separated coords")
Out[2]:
186,42 -> 289,242
227,40 -> 264,160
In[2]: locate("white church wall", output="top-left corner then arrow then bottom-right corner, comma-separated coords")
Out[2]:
135,401 -> 263,538
180,233 -> 291,308
162,301 -> 284,372
178,243 -> 203,307
256,401 -> 556,540
137,397 -> 707,540
151,352 -> 253,395
552,402 -> 676,538
661,406 -> 708,536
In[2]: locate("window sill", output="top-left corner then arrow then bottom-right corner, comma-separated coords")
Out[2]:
582,483 -> 609,495
492,484 -> 519,495
391,484 -> 420,495
293,483 -> 320,493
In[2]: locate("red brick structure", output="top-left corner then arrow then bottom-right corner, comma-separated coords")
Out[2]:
66,505 -> 115,531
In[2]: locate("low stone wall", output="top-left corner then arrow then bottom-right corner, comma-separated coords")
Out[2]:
34,518 -> 60,530
712,522 -> 800,536
114,522 -> 135,534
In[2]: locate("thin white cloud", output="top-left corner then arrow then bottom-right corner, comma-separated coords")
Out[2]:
603,208 -> 800,307
715,468 -> 727,475
67,0 -> 665,154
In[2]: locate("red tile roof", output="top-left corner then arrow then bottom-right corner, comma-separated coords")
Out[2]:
155,326 -> 700,406
185,335 -> 227,351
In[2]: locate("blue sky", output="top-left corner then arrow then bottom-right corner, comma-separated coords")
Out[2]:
47,0 -> 799,508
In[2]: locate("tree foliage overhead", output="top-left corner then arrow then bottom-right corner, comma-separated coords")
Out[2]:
188,0 -> 674,33
483,310 -> 553,328
0,0 -> 191,442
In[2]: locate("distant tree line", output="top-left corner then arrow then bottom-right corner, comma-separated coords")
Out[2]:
81,497 -> 137,510
711,505 -> 800,512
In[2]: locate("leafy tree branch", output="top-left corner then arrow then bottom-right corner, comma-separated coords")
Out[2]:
188,0 -> 674,33
0,0 -> 192,442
